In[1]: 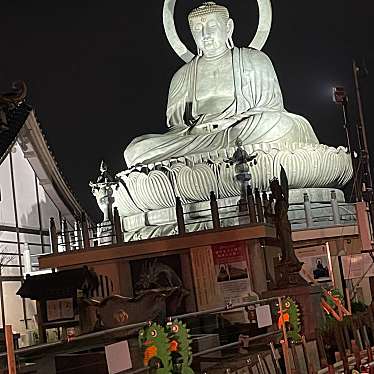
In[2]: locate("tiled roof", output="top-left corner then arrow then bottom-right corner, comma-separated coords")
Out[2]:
17,267 -> 98,299
0,102 -> 31,164
0,101 -> 90,222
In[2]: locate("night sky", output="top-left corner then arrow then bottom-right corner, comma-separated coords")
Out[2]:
0,1 -> 372,221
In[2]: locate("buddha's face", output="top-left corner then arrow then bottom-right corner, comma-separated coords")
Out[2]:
190,13 -> 233,57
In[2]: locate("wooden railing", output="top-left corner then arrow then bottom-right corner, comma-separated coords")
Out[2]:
47,189 -> 357,253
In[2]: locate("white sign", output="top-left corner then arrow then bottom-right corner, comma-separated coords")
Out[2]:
255,305 -> 273,328
105,340 -> 132,374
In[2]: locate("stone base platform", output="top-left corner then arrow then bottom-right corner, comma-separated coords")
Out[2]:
113,143 -> 352,218
101,142 -> 353,241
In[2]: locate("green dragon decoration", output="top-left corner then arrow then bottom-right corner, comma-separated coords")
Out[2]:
166,319 -> 194,374
138,322 -> 173,373
321,288 -> 350,321
138,319 -> 194,373
278,297 -> 302,343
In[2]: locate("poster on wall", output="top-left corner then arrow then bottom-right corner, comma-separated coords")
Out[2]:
296,245 -> 332,283
211,241 -> 251,305
46,297 -> 74,321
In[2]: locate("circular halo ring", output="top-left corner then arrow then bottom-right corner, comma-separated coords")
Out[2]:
163,0 -> 272,63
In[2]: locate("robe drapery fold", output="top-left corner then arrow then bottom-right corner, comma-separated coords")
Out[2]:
124,47 -> 318,167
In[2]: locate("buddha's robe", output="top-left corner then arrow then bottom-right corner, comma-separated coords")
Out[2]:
124,47 -> 318,167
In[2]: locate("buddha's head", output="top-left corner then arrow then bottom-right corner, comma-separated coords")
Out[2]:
188,2 -> 234,58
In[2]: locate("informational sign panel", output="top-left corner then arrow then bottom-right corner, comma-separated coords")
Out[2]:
190,246 -> 222,310
255,305 -> 273,328
296,245 -> 332,283
46,297 -> 74,321
105,340 -> 132,374
190,242 -> 252,310
211,241 -> 251,305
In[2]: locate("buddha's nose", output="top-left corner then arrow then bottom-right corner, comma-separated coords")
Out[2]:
202,26 -> 210,38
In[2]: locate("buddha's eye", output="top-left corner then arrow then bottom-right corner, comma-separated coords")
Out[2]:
151,329 -> 158,337
194,24 -> 203,31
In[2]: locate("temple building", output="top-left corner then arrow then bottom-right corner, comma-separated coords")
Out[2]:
6,5 -> 374,369
0,92 -> 85,338
36,2 -> 374,334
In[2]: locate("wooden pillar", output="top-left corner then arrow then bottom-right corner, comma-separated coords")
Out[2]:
334,326 -> 349,372
254,188 -> 264,223
5,325 -> 16,374
262,191 -> 270,223
315,329 -> 328,368
368,303 -> 374,345
81,213 -> 90,249
246,186 -> 257,223
62,219 -> 71,251
176,197 -> 185,235
331,190 -> 341,225
278,298 -> 292,374
352,338 -> 362,369
113,207 -> 123,244
49,217 -> 58,254
210,191 -> 220,229
36,301 -> 47,343
248,240 -> 268,294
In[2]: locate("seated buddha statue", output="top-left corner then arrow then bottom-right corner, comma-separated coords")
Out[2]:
124,2 -> 319,167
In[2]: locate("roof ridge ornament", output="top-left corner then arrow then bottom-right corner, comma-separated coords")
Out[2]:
163,0 -> 272,63
0,81 -> 27,107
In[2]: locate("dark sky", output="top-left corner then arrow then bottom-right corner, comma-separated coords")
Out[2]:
0,1 -> 372,221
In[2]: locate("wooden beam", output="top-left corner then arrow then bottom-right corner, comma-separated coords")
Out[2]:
5,325 -> 16,374
39,224 -> 276,269
292,224 -> 358,242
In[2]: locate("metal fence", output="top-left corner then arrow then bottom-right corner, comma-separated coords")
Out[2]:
0,296 -> 284,374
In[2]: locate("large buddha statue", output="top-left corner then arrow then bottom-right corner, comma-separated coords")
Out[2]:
94,2 -> 352,241
124,2 -> 318,167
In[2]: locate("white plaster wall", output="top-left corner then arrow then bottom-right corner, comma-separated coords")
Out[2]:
0,144 -> 61,334
0,155 -> 15,226
12,144 -> 39,229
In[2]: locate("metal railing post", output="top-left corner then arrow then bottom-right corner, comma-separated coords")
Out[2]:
331,190 -> 341,225
176,197 -> 185,235
246,186 -> 257,223
81,213 -> 90,249
303,193 -> 313,228
62,219 -> 71,251
49,217 -> 58,254
210,191 -> 220,229
113,207 -> 123,244
254,188 -> 264,223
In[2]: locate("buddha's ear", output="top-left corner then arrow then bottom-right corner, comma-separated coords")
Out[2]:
227,18 -> 234,38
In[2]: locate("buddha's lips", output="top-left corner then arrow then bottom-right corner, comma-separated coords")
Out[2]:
143,339 -> 154,345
